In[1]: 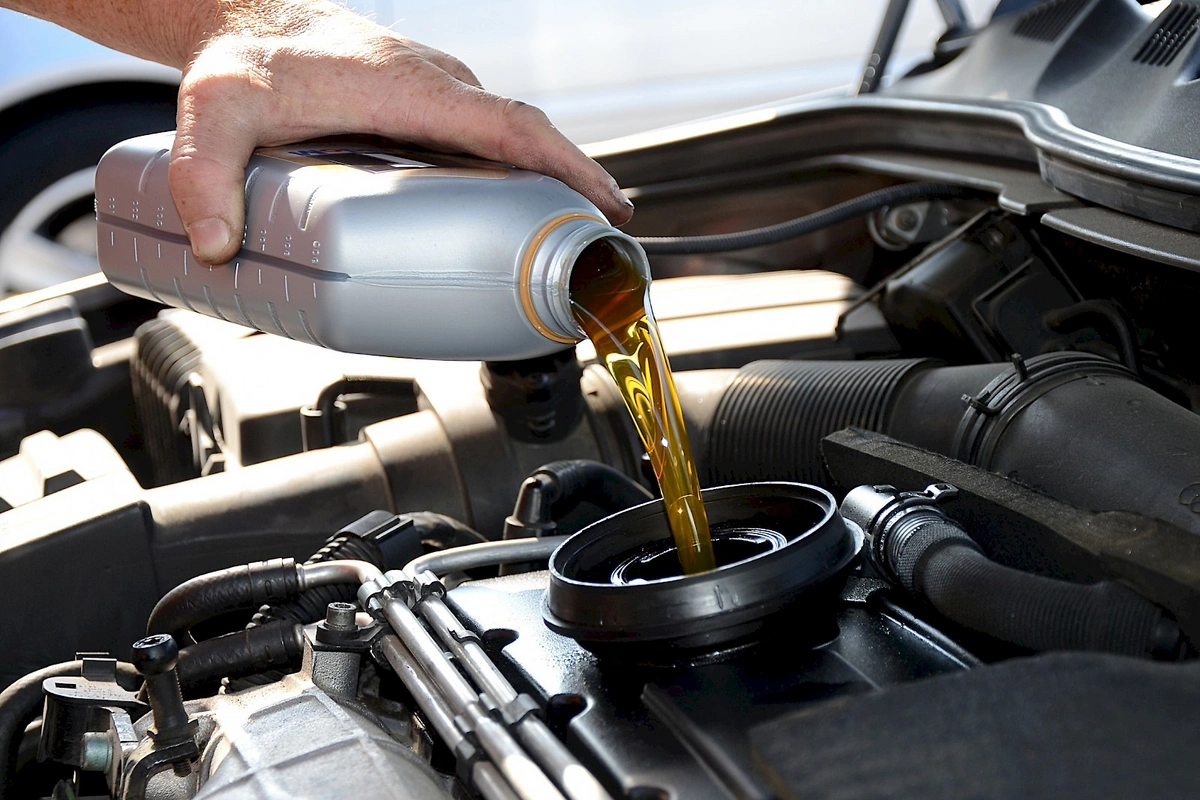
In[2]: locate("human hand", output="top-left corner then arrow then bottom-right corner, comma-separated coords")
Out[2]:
170,0 -> 634,263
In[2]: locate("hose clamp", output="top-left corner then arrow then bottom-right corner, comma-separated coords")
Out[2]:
357,572 -> 401,613
840,483 -> 958,568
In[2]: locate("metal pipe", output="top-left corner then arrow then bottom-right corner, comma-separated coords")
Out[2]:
379,597 -> 478,711
380,636 -> 523,800
378,635 -> 463,749
416,596 -> 613,800
418,598 -> 517,704
299,559 -> 384,588
859,0 -> 912,94
473,763 -> 522,800
379,597 -> 566,800
404,537 -> 567,578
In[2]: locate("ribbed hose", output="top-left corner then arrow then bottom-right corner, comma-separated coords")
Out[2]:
636,182 -> 976,254
706,359 -> 935,485
890,516 -> 1181,658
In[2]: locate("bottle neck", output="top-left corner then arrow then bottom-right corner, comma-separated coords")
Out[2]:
522,215 -> 650,343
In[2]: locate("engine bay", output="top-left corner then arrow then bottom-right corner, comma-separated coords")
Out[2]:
3,2 -> 1200,798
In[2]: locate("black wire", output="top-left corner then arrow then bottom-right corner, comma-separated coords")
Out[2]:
635,182 -> 980,255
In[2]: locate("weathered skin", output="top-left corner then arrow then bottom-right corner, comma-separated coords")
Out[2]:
3,0 -> 634,263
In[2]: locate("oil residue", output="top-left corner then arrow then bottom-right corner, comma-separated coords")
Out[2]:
569,239 -> 716,574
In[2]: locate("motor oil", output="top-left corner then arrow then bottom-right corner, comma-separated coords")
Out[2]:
570,239 -> 714,573
95,131 -> 714,572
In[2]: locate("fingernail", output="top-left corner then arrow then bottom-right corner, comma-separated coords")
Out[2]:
188,217 -> 232,263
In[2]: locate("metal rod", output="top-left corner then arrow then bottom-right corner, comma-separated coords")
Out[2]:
380,636 -> 525,800
405,537 -> 567,578
300,559 -> 384,588
378,635 -> 463,749
379,597 -> 566,800
859,0 -> 912,94
418,597 -> 517,703
379,596 -> 478,711
415,596 -> 613,800
513,720 -> 612,800
473,763 -> 522,800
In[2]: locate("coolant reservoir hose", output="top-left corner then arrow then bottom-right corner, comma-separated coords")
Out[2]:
840,484 -> 1185,659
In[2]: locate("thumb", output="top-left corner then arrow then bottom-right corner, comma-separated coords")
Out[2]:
168,103 -> 255,264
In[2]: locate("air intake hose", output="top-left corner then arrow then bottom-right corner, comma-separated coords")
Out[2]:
692,352 -> 1200,535
840,484 -> 1184,659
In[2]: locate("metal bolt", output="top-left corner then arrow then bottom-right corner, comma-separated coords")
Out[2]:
893,208 -> 920,232
130,634 -> 192,742
982,227 -> 1006,251
325,602 -> 358,631
79,732 -> 113,772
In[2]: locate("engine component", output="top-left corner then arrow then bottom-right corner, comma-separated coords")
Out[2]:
107,628 -> 450,800
130,635 -> 198,756
876,212 -> 1085,364
1,658 -> 140,799
0,296 -> 137,462
821,428 -> 1200,646
359,562 -> 611,800
97,132 -> 646,361
300,376 -> 421,451
840,483 -> 1183,658
451,563 -> 973,798
180,669 -> 451,800
249,510 -> 424,629
174,621 -> 303,692
544,482 -> 861,664
482,349 -> 587,444
684,351 -> 1200,535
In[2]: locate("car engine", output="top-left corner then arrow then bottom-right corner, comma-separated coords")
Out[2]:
2,1 -> 1200,798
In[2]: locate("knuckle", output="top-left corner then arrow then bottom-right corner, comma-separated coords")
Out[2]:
500,98 -> 550,130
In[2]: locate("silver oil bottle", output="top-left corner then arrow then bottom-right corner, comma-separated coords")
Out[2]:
95,132 -> 648,360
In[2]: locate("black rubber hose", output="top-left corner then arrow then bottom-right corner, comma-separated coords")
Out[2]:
249,533 -> 386,629
312,376 -> 418,448
532,459 -> 655,517
635,182 -> 976,254
0,660 -> 139,798
407,511 -> 489,550
885,513 -> 1181,659
147,558 -> 300,645
176,620 -> 304,691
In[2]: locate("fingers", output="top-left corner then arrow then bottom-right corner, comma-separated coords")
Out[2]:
169,69 -> 263,264
168,14 -> 633,269
390,77 -> 634,225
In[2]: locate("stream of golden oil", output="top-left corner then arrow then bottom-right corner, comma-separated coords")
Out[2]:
569,239 -> 716,574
